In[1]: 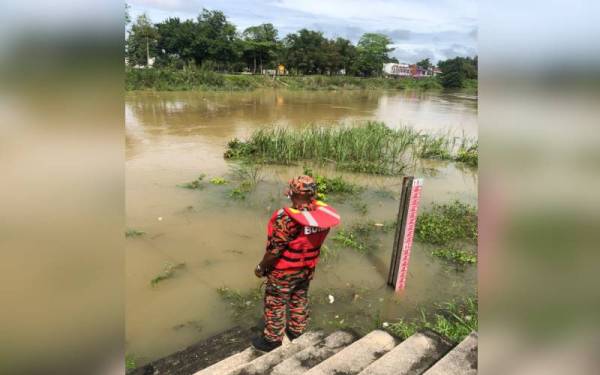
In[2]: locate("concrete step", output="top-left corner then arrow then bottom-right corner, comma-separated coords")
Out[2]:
304,330 -> 398,375
423,332 -> 478,375
271,331 -> 357,375
357,331 -> 454,375
192,347 -> 262,375
226,331 -> 326,375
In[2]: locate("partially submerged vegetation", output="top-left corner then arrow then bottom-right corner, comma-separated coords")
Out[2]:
303,167 -> 363,201
125,229 -> 145,238
209,177 -> 228,185
432,248 -> 477,265
216,286 -> 262,322
415,200 -> 478,245
455,142 -> 478,167
386,297 -> 477,342
333,221 -> 396,254
150,262 -> 186,287
177,174 -> 206,190
224,122 -> 477,174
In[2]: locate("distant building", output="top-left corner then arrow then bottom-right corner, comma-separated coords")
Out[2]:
383,63 -> 440,78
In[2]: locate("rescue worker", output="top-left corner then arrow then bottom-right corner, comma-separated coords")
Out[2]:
252,175 -> 341,352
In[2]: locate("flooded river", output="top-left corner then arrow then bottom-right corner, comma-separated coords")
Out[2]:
125,89 -> 478,364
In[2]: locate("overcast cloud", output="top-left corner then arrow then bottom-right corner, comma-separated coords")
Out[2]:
128,0 -> 477,63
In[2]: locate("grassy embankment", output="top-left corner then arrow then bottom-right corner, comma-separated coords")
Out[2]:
126,67 -> 443,91
224,121 -> 478,174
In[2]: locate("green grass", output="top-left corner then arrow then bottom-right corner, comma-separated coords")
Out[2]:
125,354 -> 137,371
227,162 -> 263,200
455,142 -> 478,167
150,262 -> 186,287
415,200 -> 478,245
225,122 -> 420,175
224,122 -> 475,174
216,285 -> 263,322
125,229 -> 145,238
432,248 -> 477,265
177,174 -> 206,189
210,177 -> 228,185
319,245 -> 339,264
386,297 -> 478,342
333,221 -> 396,254
126,68 -> 445,91
303,167 -> 363,201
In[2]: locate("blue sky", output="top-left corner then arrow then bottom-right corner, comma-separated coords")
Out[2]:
128,0 -> 477,64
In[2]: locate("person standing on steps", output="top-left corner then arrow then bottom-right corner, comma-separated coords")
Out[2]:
252,175 -> 341,352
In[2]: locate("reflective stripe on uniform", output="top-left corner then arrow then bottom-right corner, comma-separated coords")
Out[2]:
301,211 -> 319,227
318,206 -> 340,220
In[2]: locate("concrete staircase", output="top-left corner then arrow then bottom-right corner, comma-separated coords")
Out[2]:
192,330 -> 477,375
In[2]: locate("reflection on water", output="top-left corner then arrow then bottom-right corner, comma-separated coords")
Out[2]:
125,89 -> 477,363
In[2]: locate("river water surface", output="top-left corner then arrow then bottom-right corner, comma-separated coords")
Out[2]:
126,89 -> 477,364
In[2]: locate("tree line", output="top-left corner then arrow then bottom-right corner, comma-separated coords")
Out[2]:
125,6 -> 477,87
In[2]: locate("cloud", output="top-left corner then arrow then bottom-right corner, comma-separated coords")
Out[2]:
129,0 -> 477,63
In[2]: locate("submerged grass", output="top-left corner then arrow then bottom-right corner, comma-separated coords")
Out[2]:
455,141 -> 478,167
225,122 -> 476,174
178,174 -> 206,190
125,229 -> 145,238
432,248 -> 477,265
216,285 -> 263,322
386,297 -> 478,342
333,221 -> 396,254
150,262 -> 186,287
303,167 -> 363,201
227,162 -> 264,200
415,200 -> 478,245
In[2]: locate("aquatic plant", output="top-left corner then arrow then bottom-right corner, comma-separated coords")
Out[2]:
333,221 -> 396,254
209,177 -> 228,185
386,297 -> 478,342
432,248 -> 477,265
150,262 -> 186,287
415,200 -> 478,245
302,167 -> 363,201
413,133 -> 455,160
455,142 -> 478,167
125,354 -> 137,371
177,174 -> 206,189
125,229 -> 145,238
319,245 -> 339,264
224,122 -> 419,175
216,285 -> 262,322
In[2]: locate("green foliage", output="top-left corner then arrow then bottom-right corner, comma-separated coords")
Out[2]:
455,142 -> 478,167
414,134 -> 455,160
353,33 -> 394,77
225,122 -> 420,175
126,14 -> 159,67
302,167 -> 362,201
125,229 -> 145,238
333,221 -> 395,254
177,174 -> 206,189
150,262 -> 186,287
415,200 -> 478,245
438,56 -> 478,89
319,245 -> 339,264
209,177 -> 228,185
125,354 -> 136,371
216,286 -> 262,322
432,248 -> 477,265
386,297 -> 478,342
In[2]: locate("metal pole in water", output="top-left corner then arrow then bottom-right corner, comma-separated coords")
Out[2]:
387,176 -> 423,291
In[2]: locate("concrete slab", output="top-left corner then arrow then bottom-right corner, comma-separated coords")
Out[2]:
193,347 -> 261,375
304,330 -> 398,375
423,332 -> 478,375
271,331 -> 357,375
358,331 -> 453,375
226,331 -> 326,375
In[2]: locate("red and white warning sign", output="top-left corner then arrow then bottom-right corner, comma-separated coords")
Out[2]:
395,178 -> 423,291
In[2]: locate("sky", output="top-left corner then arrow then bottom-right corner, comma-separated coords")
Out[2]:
128,0 -> 477,64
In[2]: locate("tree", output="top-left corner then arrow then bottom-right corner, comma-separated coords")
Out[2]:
416,58 -> 431,70
282,29 -> 328,74
127,14 -> 158,67
242,23 -> 279,73
195,9 -> 238,70
353,33 -> 394,76
155,17 -> 196,67
437,56 -> 478,88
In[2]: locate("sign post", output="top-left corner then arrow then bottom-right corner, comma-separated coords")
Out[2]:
387,177 -> 423,291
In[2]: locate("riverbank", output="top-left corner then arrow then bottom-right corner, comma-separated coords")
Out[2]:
125,68 -> 447,91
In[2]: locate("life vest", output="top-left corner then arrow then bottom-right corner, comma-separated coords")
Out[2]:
268,201 -> 341,270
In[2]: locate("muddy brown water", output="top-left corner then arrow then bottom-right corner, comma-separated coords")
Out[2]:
126,89 -> 477,365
